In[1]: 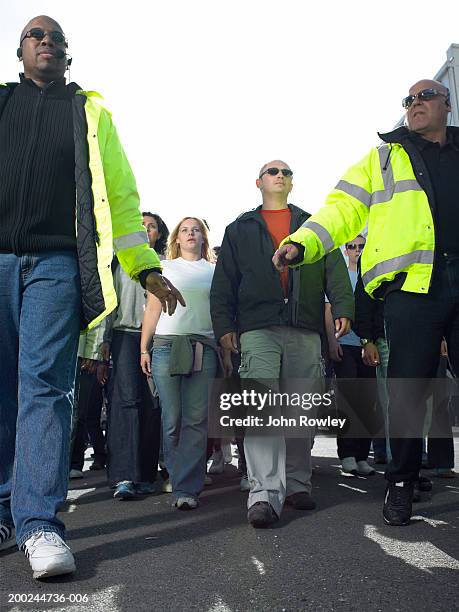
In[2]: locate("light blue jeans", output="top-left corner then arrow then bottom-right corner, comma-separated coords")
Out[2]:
0,252 -> 81,546
152,344 -> 217,500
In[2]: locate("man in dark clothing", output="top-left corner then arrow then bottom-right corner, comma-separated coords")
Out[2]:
274,78 -> 459,526
0,15 -> 183,579
211,160 -> 354,528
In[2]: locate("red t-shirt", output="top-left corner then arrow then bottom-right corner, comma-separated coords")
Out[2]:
260,208 -> 291,297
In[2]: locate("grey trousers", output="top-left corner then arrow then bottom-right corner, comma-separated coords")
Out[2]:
239,326 -> 322,517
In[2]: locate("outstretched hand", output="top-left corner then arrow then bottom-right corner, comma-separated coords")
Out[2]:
272,243 -> 300,272
145,272 -> 186,315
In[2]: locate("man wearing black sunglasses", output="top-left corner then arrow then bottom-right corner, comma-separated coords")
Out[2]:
211,160 -> 353,528
273,78 -> 459,527
0,15 -> 184,579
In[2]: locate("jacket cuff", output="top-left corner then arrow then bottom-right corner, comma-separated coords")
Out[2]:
138,268 -> 163,290
287,242 -> 305,266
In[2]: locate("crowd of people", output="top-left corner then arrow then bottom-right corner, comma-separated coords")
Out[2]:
0,13 -> 457,581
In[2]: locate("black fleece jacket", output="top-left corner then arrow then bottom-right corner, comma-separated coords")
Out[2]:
0,77 -> 78,255
210,204 -> 354,342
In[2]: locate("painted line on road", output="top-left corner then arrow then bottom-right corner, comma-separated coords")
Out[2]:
208,596 -> 233,612
338,483 -> 367,493
364,524 -> 459,573
63,488 -> 96,513
67,488 -> 96,500
251,555 -> 266,575
411,515 -> 449,527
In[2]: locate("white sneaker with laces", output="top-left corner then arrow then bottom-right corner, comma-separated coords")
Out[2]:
0,524 -> 16,551
357,460 -> 376,476
22,531 -> 76,579
175,496 -> 199,510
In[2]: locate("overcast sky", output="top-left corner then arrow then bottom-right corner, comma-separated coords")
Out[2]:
2,1 -> 458,245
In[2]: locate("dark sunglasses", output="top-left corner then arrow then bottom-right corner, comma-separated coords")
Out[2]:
346,243 -> 364,251
259,167 -> 293,178
402,88 -> 448,109
20,28 -> 67,46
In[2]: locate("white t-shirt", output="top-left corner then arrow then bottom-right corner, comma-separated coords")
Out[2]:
155,258 -> 215,338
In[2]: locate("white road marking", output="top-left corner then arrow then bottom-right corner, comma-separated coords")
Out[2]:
66,488 -> 96,501
251,555 -> 266,575
411,516 -> 448,527
445,485 -> 459,490
338,483 -> 367,493
63,488 -> 96,513
208,596 -> 233,612
364,524 -> 459,573
10,585 -> 122,612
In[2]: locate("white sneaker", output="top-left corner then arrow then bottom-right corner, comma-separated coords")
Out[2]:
22,531 -> 76,579
357,460 -> 375,476
208,449 -> 224,474
204,475 -> 213,486
0,524 -> 16,551
69,469 -> 84,479
161,479 -> 173,493
175,496 -> 199,510
240,476 -> 251,492
341,457 -> 358,474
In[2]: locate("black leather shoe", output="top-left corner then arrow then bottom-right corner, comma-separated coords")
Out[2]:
285,491 -> 316,510
247,502 -> 278,528
383,482 -> 413,526
417,475 -> 432,492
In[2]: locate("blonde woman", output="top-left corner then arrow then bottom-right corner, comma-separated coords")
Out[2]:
141,218 -> 217,510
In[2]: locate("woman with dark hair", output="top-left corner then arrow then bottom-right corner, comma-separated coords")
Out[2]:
102,213 -> 167,500
142,212 -> 169,257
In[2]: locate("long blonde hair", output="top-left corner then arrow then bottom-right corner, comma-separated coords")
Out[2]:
166,217 -> 214,261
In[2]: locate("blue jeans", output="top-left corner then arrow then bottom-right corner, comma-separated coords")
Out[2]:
0,251 -> 81,546
152,344 -> 217,500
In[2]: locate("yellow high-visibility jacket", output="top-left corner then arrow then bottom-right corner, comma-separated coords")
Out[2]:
282,127 -> 458,298
0,83 -> 161,329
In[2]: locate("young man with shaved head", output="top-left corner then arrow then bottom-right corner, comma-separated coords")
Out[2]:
211,160 -> 353,527
274,79 -> 458,526
0,15 -> 183,578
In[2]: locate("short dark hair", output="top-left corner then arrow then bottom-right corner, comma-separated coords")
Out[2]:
142,212 -> 169,256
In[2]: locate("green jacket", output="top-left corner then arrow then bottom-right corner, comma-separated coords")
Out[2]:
0,82 -> 161,329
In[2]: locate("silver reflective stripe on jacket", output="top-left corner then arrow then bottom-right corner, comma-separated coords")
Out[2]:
300,220 -> 335,252
334,145 -> 423,208
362,250 -> 434,288
113,231 -> 148,252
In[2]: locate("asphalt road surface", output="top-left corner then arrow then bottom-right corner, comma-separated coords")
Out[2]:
1,436 -> 458,612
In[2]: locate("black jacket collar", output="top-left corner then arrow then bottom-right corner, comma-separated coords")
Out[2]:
236,203 -> 309,224
378,125 -> 459,150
